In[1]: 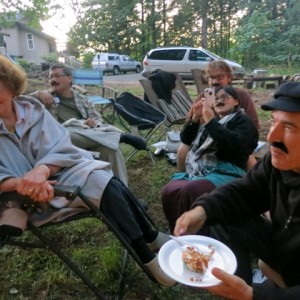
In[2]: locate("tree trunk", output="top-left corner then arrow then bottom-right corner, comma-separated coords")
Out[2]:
201,0 -> 208,48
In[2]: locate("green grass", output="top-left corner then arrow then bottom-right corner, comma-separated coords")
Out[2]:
257,108 -> 271,123
265,64 -> 300,77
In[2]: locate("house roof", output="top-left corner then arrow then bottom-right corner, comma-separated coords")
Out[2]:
16,22 -> 55,42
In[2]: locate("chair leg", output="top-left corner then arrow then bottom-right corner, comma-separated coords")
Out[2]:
126,149 -> 138,162
78,192 -> 158,284
27,222 -> 106,300
118,249 -> 129,299
126,148 -> 156,164
148,150 -> 156,164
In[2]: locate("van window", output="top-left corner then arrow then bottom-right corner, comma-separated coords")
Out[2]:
189,50 -> 210,61
149,49 -> 186,61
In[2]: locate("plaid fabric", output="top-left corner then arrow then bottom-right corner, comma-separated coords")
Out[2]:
157,89 -> 192,123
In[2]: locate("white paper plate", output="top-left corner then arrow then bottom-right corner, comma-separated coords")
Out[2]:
158,235 -> 237,287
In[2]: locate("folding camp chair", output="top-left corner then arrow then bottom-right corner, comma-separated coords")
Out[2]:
0,185 -> 157,299
72,68 -> 118,123
111,92 -> 167,163
140,72 -> 193,129
191,69 -> 209,94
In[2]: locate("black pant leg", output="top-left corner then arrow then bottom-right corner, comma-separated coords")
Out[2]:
100,177 -> 157,243
210,216 -> 274,285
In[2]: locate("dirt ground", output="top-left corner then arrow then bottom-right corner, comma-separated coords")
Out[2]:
248,88 -> 274,140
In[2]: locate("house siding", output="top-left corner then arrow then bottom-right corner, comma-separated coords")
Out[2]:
0,27 -> 21,56
0,22 -> 56,64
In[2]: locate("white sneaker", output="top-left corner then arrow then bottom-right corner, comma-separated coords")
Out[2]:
148,232 -> 170,251
145,256 -> 176,287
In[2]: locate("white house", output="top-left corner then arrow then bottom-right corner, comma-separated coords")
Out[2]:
0,19 -> 56,64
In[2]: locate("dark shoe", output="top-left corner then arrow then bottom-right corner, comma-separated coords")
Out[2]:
0,224 -> 23,237
120,134 -> 147,150
0,208 -> 28,237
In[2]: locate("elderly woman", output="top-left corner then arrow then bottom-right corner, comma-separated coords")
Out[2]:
161,85 -> 259,233
0,55 -> 175,287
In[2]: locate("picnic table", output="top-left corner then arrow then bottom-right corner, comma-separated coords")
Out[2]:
243,76 -> 284,89
243,75 -> 284,89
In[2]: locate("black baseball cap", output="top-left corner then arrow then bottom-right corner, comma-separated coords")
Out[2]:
261,82 -> 300,112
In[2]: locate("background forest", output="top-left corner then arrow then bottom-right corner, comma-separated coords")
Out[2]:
1,0 -> 300,70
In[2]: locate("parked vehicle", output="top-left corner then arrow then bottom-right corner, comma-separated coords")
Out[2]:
92,53 -> 142,75
142,47 -> 245,79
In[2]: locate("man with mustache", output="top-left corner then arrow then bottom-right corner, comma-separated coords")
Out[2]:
32,63 -> 147,185
174,81 -> 300,299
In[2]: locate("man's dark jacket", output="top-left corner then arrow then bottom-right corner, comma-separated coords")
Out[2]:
193,153 -> 300,299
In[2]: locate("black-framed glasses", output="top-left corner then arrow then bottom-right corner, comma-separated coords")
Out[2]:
208,74 -> 226,81
49,74 -> 67,80
215,93 -> 232,101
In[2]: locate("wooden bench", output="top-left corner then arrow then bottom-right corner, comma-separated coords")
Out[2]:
244,76 -> 284,89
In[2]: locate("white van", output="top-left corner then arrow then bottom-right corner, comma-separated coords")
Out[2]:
142,46 -> 245,79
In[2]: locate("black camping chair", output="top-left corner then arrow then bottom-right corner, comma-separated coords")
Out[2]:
0,185 -> 157,299
110,92 -> 167,163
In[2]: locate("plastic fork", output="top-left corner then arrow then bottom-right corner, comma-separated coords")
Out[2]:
169,235 -> 202,253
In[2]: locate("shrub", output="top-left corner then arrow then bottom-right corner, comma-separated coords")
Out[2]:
42,53 -> 59,64
16,58 -> 40,72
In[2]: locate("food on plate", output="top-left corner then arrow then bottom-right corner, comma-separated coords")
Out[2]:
182,246 -> 214,274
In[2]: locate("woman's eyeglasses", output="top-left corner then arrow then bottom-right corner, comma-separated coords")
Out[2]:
215,93 -> 232,101
208,74 -> 226,81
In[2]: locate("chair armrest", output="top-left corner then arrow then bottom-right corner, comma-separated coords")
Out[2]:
53,185 -> 80,200
0,186 -> 80,212
73,85 -> 88,95
102,86 -> 118,99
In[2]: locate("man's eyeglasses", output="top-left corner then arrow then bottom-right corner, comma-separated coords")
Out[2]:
49,74 -> 67,80
208,74 -> 226,81
215,93 -> 232,101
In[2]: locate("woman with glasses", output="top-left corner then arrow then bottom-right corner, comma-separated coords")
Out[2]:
177,60 -> 259,173
161,85 -> 259,234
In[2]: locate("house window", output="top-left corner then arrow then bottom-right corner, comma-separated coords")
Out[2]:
26,33 -> 35,50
